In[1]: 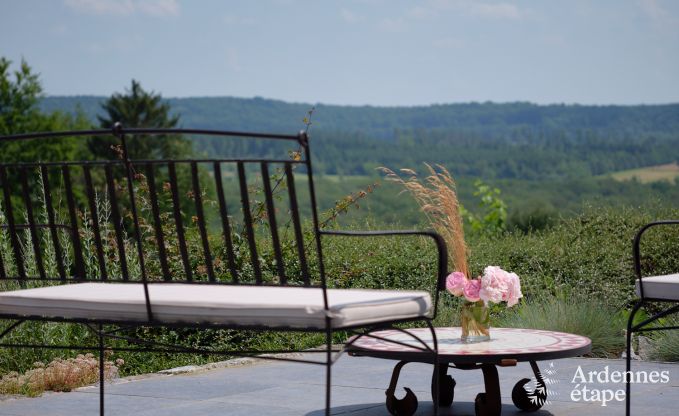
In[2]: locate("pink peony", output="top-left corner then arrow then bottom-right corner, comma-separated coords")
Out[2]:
479,266 -> 510,305
463,278 -> 481,302
446,271 -> 467,296
504,272 -> 523,307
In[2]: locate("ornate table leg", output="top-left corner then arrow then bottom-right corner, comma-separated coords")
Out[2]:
385,360 -> 418,416
431,364 -> 456,407
511,360 -> 547,411
475,364 -> 502,416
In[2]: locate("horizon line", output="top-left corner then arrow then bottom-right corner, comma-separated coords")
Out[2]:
42,94 -> 679,109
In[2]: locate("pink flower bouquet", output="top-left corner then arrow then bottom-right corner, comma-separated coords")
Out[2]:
446,266 -> 523,341
446,266 -> 522,307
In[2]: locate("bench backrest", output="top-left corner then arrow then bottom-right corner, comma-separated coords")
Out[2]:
0,126 -> 327,291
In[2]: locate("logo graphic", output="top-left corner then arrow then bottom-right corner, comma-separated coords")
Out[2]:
513,361 -> 556,410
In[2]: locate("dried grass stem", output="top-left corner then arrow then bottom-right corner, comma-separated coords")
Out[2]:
380,164 -> 469,277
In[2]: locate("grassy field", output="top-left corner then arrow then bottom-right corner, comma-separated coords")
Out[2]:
609,162 -> 679,183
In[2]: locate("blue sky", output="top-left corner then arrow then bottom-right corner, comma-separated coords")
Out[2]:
1,0 -> 678,106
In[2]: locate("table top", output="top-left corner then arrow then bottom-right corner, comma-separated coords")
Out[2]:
347,327 -> 592,364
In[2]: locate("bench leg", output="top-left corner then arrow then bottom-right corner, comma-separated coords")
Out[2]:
626,301 -> 643,416
325,327 -> 332,416
99,324 -> 105,416
426,321 -> 440,416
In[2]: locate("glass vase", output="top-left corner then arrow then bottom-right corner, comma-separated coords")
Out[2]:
460,301 -> 490,342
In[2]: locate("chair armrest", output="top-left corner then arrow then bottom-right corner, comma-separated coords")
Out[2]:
633,220 -> 679,299
319,229 -> 449,292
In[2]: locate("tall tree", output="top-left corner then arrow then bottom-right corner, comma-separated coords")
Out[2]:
89,80 -> 191,160
0,57 -> 89,162
0,57 -> 41,135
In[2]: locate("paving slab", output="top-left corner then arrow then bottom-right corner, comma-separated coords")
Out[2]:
1,355 -> 677,415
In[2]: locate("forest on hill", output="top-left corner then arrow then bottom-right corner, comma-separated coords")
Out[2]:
41,96 -> 679,179
40,95 -> 679,226
41,96 -> 679,139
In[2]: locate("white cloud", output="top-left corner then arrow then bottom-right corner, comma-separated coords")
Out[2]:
340,8 -> 365,23
64,0 -> 179,17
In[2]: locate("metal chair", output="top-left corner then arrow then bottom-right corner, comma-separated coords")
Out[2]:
625,220 -> 679,416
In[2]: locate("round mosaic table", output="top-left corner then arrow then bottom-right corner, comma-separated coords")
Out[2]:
347,327 -> 591,416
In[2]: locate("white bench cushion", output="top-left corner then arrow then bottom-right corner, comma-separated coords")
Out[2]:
635,274 -> 679,301
0,283 -> 432,329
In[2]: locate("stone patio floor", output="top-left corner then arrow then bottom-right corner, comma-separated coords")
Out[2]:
0,354 -> 677,415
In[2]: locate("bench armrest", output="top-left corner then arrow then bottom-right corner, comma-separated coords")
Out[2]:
633,220 -> 679,299
320,229 -> 449,318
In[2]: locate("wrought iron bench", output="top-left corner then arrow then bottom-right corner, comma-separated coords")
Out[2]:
0,125 -> 447,415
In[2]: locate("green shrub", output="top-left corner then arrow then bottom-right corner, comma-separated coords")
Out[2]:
496,296 -> 626,357
469,206 -> 679,307
507,202 -> 558,233
649,317 -> 679,362
650,333 -> 679,361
